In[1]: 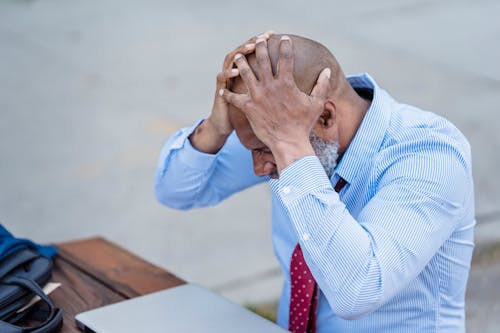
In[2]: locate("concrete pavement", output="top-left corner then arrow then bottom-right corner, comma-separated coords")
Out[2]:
1,0 -> 499,331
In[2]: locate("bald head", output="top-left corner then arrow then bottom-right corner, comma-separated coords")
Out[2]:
228,34 -> 346,151
231,34 -> 343,95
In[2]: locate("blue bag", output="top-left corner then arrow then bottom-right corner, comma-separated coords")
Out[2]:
0,225 -> 62,332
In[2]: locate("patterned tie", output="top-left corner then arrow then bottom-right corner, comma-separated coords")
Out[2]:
289,177 -> 347,333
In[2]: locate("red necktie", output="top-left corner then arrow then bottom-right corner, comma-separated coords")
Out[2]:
289,178 -> 347,333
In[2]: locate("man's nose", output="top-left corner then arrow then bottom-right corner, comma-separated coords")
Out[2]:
252,151 -> 277,177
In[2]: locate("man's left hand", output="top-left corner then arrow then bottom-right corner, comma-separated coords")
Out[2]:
221,35 -> 331,174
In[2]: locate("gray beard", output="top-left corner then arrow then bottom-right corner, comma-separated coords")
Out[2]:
309,132 -> 339,178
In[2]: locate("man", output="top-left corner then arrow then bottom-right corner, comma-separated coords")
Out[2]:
155,32 -> 475,332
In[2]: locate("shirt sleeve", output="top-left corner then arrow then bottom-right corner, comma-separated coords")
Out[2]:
155,119 -> 266,210
269,151 -> 469,319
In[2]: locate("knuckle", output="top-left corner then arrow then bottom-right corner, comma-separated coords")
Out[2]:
243,99 -> 253,109
252,90 -> 264,103
285,77 -> 295,88
280,76 -> 294,88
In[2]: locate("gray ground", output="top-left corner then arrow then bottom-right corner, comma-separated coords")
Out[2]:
1,0 -> 499,331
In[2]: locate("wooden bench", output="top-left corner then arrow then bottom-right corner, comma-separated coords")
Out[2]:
51,237 -> 185,332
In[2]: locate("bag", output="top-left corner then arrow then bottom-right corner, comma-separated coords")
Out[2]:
0,248 -> 62,333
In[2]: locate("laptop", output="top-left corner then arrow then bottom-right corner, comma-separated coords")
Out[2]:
75,283 -> 288,333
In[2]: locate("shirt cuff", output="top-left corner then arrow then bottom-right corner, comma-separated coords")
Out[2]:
157,118 -> 218,172
177,135 -> 220,171
269,156 -> 334,206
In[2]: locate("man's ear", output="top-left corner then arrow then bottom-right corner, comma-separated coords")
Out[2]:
318,100 -> 336,128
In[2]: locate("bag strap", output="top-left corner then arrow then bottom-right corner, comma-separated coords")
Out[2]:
0,250 -> 39,280
31,309 -> 62,333
0,310 -> 63,333
0,276 -> 62,333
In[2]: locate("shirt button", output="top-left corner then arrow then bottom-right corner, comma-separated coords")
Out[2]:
282,186 -> 291,195
302,233 -> 310,241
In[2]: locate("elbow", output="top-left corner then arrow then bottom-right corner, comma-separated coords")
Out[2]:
326,274 -> 383,320
329,295 -> 381,320
154,182 -> 193,211
331,303 -> 375,320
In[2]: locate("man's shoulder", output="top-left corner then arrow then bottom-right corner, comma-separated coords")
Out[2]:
385,103 -> 469,153
373,102 -> 472,179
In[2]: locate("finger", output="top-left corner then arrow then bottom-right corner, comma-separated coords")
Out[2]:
223,32 -> 275,69
254,36 -> 273,82
223,43 -> 256,70
310,67 -> 332,98
234,53 -> 258,93
216,68 -> 239,90
220,89 -> 250,111
277,35 -> 294,81
257,30 -> 275,40
222,31 -> 275,71
244,31 -> 273,51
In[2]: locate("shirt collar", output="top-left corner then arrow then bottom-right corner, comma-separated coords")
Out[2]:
333,73 -> 393,184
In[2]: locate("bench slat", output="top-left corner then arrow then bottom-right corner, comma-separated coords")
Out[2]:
50,237 -> 185,332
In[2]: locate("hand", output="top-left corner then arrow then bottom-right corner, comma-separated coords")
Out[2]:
189,31 -> 274,154
208,31 -> 275,137
221,35 -> 331,172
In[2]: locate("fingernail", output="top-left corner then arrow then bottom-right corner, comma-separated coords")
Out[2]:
256,37 -> 266,44
234,53 -> 243,61
325,68 -> 331,79
219,89 -> 224,96
245,43 -> 255,49
280,35 -> 291,41
231,68 -> 239,75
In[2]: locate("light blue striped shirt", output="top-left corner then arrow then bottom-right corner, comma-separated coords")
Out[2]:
155,73 -> 475,332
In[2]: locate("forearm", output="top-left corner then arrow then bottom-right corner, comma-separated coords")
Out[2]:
281,187 -> 381,318
155,121 -> 265,209
189,117 -> 231,154
155,121 -> 219,209
270,157 -> 381,318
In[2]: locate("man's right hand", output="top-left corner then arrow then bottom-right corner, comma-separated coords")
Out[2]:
189,31 -> 274,154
